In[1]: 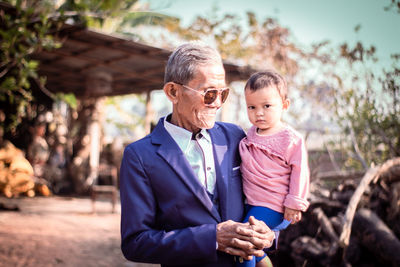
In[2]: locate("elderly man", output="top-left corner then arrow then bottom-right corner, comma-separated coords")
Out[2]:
120,42 -> 274,267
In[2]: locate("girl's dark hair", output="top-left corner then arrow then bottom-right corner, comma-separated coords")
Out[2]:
245,71 -> 288,100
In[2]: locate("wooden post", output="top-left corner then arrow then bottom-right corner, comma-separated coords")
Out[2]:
83,72 -> 112,188
144,91 -> 153,134
86,98 -> 104,187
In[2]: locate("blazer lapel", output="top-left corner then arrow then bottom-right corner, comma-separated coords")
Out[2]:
209,125 -> 229,221
151,118 -> 221,221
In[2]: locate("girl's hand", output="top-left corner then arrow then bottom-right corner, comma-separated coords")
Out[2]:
284,207 -> 302,224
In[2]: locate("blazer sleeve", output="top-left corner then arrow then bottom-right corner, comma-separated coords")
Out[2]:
120,144 -> 219,265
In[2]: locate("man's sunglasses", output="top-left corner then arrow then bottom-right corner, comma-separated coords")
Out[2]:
175,83 -> 230,105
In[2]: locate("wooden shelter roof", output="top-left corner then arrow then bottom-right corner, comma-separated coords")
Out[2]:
30,24 -> 254,98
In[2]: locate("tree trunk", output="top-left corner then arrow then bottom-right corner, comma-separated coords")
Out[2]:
352,208 -> 400,267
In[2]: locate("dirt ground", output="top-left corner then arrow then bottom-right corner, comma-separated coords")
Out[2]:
0,195 -> 160,267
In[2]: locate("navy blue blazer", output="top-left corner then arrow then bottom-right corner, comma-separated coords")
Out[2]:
120,117 -> 246,267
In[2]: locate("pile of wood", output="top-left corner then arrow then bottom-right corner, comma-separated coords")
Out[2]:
0,140 -> 51,198
271,157 -> 400,267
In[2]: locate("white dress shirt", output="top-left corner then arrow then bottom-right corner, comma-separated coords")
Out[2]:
164,116 -> 217,194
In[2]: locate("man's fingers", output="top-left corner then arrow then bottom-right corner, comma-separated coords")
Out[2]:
232,229 -> 274,249
264,235 -> 274,248
236,225 -> 259,236
220,232 -> 271,255
231,237 -> 253,249
251,248 -> 267,257
235,223 -> 270,238
223,246 -> 265,259
223,246 -> 252,260
216,219 -> 275,256
248,216 -> 270,233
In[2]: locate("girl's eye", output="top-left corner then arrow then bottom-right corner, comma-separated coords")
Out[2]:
264,104 -> 271,108
248,106 -> 255,110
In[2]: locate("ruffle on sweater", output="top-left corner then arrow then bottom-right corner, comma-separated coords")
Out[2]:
241,126 -> 301,163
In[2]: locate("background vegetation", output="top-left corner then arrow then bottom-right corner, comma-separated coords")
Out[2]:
1,0 -> 399,171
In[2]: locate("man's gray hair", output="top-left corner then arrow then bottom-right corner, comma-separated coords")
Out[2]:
164,41 -> 223,84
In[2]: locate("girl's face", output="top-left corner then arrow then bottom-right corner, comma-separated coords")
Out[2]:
245,85 -> 290,135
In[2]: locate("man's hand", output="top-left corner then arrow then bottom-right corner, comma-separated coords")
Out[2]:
284,207 -> 301,224
216,216 -> 274,260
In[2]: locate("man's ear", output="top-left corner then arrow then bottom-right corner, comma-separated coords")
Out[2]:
164,82 -> 179,104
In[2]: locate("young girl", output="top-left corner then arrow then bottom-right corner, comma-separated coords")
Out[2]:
237,71 -> 310,267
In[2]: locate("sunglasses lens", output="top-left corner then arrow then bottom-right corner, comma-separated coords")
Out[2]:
203,88 -> 230,104
221,88 -> 229,103
204,90 -> 218,105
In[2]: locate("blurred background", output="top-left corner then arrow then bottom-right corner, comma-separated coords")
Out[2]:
0,0 -> 399,266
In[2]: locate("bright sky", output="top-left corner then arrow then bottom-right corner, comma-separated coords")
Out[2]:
145,0 -> 400,64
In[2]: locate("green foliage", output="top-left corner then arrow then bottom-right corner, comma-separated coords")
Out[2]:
0,0 -> 64,133
164,10 -> 302,77
330,43 -> 400,168
59,0 -> 138,16
55,93 -> 77,110
120,11 -> 179,27
104,94 -> 146,137
384,0 -> 400,13
58,0 -> 177,35
58,0 -> 139,29
0,0 -> 174,135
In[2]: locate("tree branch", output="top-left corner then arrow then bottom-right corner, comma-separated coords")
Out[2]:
339,157 -> 400,247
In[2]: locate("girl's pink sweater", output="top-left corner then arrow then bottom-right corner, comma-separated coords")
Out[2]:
239,125 -> 310,213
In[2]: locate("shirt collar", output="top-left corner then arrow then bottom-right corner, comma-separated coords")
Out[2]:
164,115 -> 212,150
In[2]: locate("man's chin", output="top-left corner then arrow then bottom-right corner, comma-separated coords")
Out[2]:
202,121 -> 216,129
197,119 -> 216,129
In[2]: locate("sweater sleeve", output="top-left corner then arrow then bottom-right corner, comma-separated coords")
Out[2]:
283,136 -> 310,211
